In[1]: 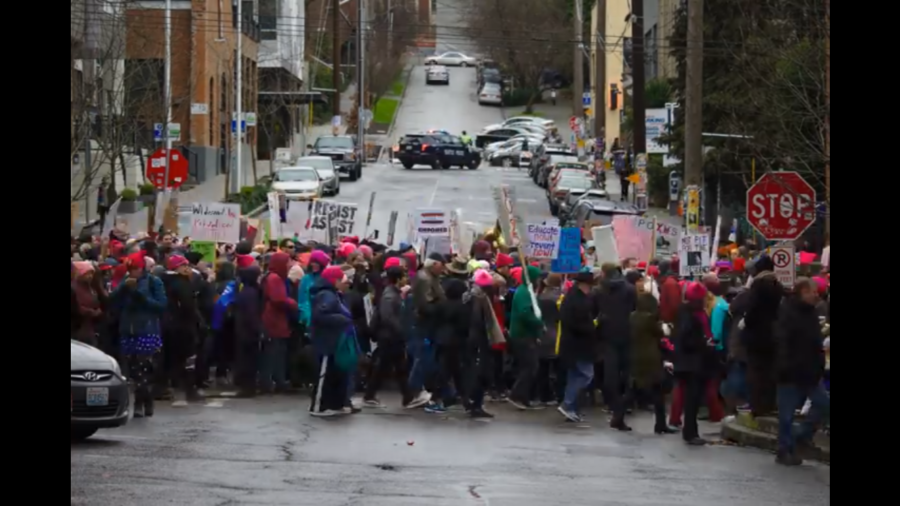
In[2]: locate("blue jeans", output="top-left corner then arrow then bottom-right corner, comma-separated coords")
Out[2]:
776,382 -> 830,454
407,338 -> 435,394
563,361 -> 594,413
260,338 -> 288,390
721,361 -> 748,401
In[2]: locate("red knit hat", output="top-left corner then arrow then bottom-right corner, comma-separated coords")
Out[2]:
495,253 -> 514,268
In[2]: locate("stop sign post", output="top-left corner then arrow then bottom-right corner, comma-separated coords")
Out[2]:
746,171 -> 816,241
146,148 -> 188,190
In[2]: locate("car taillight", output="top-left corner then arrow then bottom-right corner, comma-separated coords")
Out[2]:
421,144 -> 429,151
392,144 -> 399,152
555,191 -> 567,198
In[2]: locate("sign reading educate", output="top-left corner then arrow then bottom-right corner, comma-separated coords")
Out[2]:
526,223 -> 560,259
191,203 -> 240,243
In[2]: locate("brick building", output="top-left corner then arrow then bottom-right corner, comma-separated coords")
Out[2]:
125,1 -> 259,185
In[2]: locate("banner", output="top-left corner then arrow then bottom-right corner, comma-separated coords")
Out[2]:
678,233 -> 711,277
526,224 -> 560,259
551,228 -> 582,273
191,203 -> 240,243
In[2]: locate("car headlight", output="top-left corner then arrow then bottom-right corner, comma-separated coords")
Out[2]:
107,355 -> 122,377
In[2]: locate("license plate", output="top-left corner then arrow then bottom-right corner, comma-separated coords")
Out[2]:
86,387 -> 109,406
405,146 -> 412,151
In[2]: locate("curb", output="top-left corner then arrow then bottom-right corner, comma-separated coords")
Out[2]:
379,63 -> 415,162
721,419 -> 830,463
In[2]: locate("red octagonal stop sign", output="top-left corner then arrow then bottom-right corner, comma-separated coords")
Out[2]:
146,147 -> 188,189
746,171 -> 816,241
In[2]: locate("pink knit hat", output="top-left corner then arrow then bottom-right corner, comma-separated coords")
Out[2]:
472,268 -> 494,287
321,265 -> 346,285
309,250 -> 331,268
337,242 -> 357,258
384,257 -> 402,269
358,244 -> 373,260
685,281 -> 708,302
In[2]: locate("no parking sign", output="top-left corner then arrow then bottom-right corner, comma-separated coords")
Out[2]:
771,246 -> 795,289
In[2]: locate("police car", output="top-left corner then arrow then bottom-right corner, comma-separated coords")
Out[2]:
396,132 -> 481,170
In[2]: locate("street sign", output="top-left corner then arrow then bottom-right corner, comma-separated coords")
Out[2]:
582,92 -> 591,105
361,109 -> 373,123
244,112 -> 257,127
167,123 -> 181,141
231,120 -> 246,133
569,116 -> 578,129
155,123 -> 180,141
771,245 -> 796,288
146,147 -> 188,189
746,171 -> 816,241
153,123 -> 164,141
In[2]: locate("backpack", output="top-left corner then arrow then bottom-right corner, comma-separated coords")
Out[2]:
334,331 -> 359,372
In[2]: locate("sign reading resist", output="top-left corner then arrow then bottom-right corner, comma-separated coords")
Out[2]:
310,201 -> 358,235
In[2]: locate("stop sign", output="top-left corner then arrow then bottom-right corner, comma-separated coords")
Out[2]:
746,171 -> 816,241
146,147 -> 188,189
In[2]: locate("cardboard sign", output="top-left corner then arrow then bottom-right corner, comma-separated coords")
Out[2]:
415,208 -> 449,237
311,201 -> 358,236
526,223 -> 560,259
591,225 -> 620,266
551,227 -> 582,273
191,203 -> 240,243
190,240 -> 217,265
678,233 -> 711,277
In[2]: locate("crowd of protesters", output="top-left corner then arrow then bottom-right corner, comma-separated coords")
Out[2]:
70,227 -> 830,466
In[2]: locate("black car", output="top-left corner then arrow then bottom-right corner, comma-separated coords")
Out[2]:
397,133 -> 481,170
307,135 -> 362,181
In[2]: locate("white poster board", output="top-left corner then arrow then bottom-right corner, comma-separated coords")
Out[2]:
191,203 -> 240,243
591,225 -> 619,266
526,223 -> 561,259
678,233 -> 711,277
415,208 -> 450,238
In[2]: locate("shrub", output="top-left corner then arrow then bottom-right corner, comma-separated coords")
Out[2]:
120,187 -> 138,201
501,88 -> 540,108
647,155 -> 673,208
139,182 -> 156,196
225,183 -> 270,214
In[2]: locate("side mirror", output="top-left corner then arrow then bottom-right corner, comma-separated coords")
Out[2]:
306,144 -> 313,149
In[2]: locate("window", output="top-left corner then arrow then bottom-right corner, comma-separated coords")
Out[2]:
260,0 -> 277,40
218,0 -> 224,39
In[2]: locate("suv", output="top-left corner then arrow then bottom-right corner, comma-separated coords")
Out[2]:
307,135 -> 362,181
397,133 -> 481,170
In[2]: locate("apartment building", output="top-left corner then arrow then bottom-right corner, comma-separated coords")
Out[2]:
642,0 -> 679,80
125,1 -> 259,184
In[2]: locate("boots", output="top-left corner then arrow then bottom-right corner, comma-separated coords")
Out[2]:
776,450 -> 803,466
133,387 -> 154,418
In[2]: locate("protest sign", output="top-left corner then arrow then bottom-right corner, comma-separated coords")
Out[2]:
591,225 -> 619,266
678,233 -> 711,277
415,209 -> 450,237
191,203 -> 240,243
310,201 -> 358,236
611,215 -> 680,261
266,192 -> 282,239
491,185 -> 513,244
710,215 -> 722,266
101,198 -> 123,238
551,228 -> 582,273
190,240 -> 217,265
449,209 -> 461,254
363,192 -> 377,237
526,224 -> 560,259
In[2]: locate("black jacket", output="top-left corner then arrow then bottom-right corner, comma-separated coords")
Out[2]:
161,271 -> 201,355
558,287 -> 597,363
234,267 -> 263,343
436,278 -> 470,347
743,272 -> 784,357
594,276 -> 637,350
375,285 -> 404,343
672,304 -> 715,376
775,297 -> 825,387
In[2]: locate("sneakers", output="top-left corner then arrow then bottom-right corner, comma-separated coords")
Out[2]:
543,400 -> 559,407
776,451 -> 803,466
557,405 -> 581,423
508,397 -> 546,411
310,409 -> 343,418
363,399 -> 385,408
469,408 -> 495,419
685,437 -> 708,446
654,425 -> 678,434
405,391 -> 432,409
423,401 -> 447,414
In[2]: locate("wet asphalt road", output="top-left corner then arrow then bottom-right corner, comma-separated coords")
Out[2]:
71,394 -> 829,505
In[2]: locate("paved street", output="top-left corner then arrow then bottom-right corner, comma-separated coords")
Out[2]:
71,394 -> 829,506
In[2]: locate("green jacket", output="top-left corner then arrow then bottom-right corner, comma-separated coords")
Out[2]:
509,279 -> 543,340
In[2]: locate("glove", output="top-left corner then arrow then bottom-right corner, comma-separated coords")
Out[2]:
663,361 -> 674,372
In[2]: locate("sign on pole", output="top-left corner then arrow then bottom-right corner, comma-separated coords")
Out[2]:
678,233 -> 711,278
771,245 -> 796,288
146,148 -> 188,189
746,171 -> 816,241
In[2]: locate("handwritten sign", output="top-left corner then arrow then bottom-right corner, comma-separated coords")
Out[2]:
310,201 -> 358,236
191,203 -> 240,243
612,216 -> 681,260
551,228 -> 582,273
678,233 -> 711,277
526,224 -> 560,259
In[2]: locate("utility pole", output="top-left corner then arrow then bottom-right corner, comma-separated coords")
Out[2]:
594,0 -> 606,150
235,0 -> 244,193
163,0 -> 174,196
684,0 -> 704,189
357,0 -> 366,164
332,0 -> 342,118
572,0 -> 584,118
83,0 -> 100,222
631,0 -> 646,155
824,0 -> 830,236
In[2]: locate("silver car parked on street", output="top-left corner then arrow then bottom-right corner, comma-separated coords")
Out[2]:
296,156 -> 341,195
425,51 -> 477,67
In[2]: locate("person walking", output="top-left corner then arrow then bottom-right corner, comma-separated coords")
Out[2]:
261,252 -> 297,393
507,265 -> 546,410
557,268 -> 598,422
309,266 -> 355,417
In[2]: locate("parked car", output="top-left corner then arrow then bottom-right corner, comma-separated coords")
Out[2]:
537,155 -> 581,188
307,135 -> 362,181
71,340 -> 129,441
295,156 -> 340,196
558,188 -> 610,222
564,197 -> 643,228
530,144 -> 575,181
548,162 -> 591,187
478,82 -> 503,105
426,65 -> 450,85
487,138 -> 542,168
272,166 -> 322,200
425,51 -> 477,67
478,67 -> 504,89
484,134 -> 544,154
547,175 -> 598,215
396,132 -> 481,170
484,116 -> 558,135
475,126 -> 534,148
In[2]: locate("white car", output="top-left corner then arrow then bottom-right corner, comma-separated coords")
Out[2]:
425,51 -> 477,67
484,116 -> 558,133
426,65 -> 449,85
478,83 -> 503,105
272,166 -> 322,201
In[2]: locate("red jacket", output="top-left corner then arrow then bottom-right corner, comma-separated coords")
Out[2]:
659,276 -> 682,324
262,253 -> 297,338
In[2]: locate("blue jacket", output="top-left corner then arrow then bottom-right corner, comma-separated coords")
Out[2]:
112,273 -> 167,337
298,272 -> 320,327
710,296 -> 730,352
310,278 -> 353,355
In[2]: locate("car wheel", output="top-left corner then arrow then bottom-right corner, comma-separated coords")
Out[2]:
349,168 -> 359,181
468,160 -> 479,170
549,202 -> 559,216
432,160 -> 441,170
402,161 -> 413,169
460,62 -> 468,67
71,426 -> 98,441
441,161 -> 452,169
501,157 -> 512,168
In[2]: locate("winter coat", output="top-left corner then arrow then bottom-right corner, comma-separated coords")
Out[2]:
297,271 -> 321,327
435,278 -> 470,347
658,276 -> 681,324
775,297 -> 825,388
464,286 -> 496,355
595,275 -> 637,350
375,285 -> 405,343
262,253 -> 297,339
743,271 -> 784,358
630,294 -> 665,388
412,268 -> 446,336
112,272 -> 167,337
537,287 -> 563,359
709,296 -> 730,352
509,280 -> 544,342
234,267 -> 263,344
727,289 -> 751,363
310,278 -> 354,355
71,281 -> 102,342
558,286 -> 597,364
672,304 -> 715,376
343,284 -> 370,353
160,271 -> 201,335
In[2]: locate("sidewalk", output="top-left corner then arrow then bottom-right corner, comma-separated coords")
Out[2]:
721,412 -> 830,463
